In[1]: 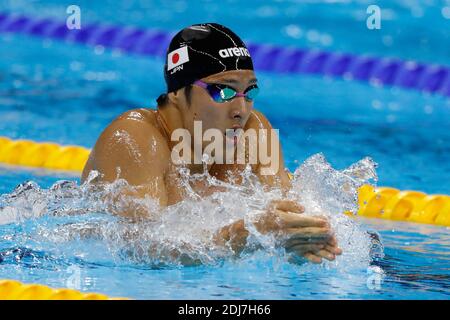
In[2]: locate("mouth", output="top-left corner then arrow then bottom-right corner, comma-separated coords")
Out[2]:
224,125 -> 243,146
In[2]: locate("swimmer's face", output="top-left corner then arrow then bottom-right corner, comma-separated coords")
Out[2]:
178,70 -> 257,151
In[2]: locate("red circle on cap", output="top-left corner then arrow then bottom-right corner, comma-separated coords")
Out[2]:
172,53 -> 179,64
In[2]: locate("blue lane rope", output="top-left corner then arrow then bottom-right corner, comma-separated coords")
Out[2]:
0,11 -> 449,97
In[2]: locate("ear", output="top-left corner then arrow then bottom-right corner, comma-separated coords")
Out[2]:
168,88 -> 189,111
167,91 -> 179,104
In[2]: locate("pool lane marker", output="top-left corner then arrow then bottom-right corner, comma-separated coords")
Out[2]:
352,184 -> 450,227
0,136 -> 89,172
0,136 -> 449,227
0,279 -> 127,300
0,11 -> 449,98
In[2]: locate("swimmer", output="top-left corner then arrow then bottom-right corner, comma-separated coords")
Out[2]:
81,23 -> 342,264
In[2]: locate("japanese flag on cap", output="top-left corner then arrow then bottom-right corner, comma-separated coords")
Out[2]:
167,46 -> 189,71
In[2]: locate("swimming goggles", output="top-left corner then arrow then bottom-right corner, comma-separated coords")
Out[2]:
193,80 -> 259,103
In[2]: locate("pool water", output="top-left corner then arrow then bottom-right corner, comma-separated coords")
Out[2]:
0,0 -> 449,299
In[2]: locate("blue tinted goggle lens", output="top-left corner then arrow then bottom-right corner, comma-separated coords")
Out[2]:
207,84 -> 259,103
244,85 -> 259,101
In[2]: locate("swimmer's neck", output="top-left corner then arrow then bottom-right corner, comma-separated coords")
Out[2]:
155,105 -> 216,175
156,104 -> 183,138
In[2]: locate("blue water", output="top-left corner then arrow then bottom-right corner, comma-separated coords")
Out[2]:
0,0 -> 449,299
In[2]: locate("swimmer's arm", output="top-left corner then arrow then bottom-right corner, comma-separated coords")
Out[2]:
247,110 -> 292,193
213,200 -> 342,263
81,117 -> 170,218
213,219 -> 251,255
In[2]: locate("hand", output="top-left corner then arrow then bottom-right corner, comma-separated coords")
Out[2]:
254,199 -> 342,264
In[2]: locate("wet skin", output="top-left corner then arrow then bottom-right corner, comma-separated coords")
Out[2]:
81,70 -> 342,264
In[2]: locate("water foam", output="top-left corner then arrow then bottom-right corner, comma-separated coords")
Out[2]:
0,153 -> 382,269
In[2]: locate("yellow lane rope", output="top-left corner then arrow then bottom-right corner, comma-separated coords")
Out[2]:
0,137 -> 90,171
0,280 -> 126,300
0,136 -> 449,227
355,185 -> 450,226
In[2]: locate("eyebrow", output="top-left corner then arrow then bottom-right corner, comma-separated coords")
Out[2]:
214,78 -> 258,85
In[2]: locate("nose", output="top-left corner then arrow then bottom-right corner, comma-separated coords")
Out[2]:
229,96 -> 249,120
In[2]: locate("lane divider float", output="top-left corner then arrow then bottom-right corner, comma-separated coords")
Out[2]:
0,136 -> 89,172
355,185 -> 450,227
0,279 -> 125,300
0,11 -> 449,97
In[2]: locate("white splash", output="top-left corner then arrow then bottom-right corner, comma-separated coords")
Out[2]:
0,153 -> 381,269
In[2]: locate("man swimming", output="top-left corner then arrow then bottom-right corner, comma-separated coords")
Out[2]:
81,23 -> 342,264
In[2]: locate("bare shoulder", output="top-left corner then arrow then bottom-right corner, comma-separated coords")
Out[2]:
115,108 -> 159,124
93,108 -> 169,157
81,108 -> 170,183
245,109 -> 274,130
100,108 -> 165,141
